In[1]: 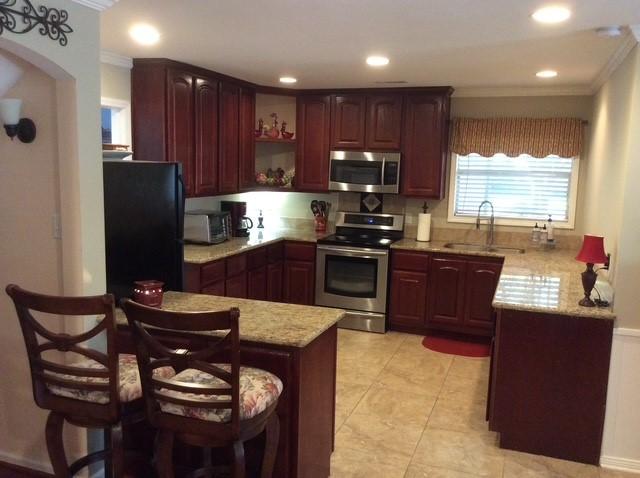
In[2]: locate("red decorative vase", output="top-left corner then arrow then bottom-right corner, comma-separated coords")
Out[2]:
133,280 -> 164,307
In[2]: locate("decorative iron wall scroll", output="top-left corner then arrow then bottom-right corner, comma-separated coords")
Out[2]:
0,0 -> 73,46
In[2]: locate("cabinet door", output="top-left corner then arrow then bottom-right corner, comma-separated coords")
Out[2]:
402,93 -> 449,198
283,260 -> 315,305
464,262 -> 502,331
219,82 -> 240,194
194,77 -> 219,197
239,87 -> 256,190
389,270 -> 428,327
331,94 -> 366,149
166,69 -> 195,196
296,95 -> 331,191
428,257 -> 467,327
226,272 -> 247,298
201,281 -> 225,297
248,266 -> 267,300
267,262 -> 284,302
365,95 -> 403,150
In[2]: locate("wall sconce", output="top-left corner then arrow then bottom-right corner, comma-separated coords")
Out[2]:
0,99 -> 36,143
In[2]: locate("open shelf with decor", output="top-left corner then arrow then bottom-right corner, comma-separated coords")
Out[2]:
254,93 -> 297,189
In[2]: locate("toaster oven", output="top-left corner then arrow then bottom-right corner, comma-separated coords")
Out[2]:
184,210 -> 231,245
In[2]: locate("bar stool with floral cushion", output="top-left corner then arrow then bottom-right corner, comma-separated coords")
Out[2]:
5,284 -> 173,477
120,299 -> 282,478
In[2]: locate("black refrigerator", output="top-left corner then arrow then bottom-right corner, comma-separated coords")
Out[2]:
103,160 -> 185,302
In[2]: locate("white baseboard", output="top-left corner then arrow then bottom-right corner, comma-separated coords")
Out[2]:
0,450 -> 52,474
601,455 -> 640,473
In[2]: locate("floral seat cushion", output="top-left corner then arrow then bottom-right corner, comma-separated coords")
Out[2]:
45,354 -> 174,404
158,365 -> 283,423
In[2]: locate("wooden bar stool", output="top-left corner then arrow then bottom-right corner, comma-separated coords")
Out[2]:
120,299 -> 281,478
5,284 -> 166,477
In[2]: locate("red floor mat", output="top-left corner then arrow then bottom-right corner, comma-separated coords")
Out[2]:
422,334 -> 490,357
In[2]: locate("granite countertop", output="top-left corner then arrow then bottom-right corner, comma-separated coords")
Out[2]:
184,228 -> 328,264
391,239 -> 616,320
116,291 -> 344,348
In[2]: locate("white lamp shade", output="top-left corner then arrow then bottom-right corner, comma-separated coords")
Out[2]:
0,99 -> 22,125
0,54 -> 24,97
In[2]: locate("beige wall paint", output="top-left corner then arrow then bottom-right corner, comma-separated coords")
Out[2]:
101,62 -> 131,102
0,53 -> 64,468
0,0 -> 102,471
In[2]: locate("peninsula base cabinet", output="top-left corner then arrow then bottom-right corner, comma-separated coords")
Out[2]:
488,309 -> 613,465
388,250 -> 503,336
184,241 -> 315,305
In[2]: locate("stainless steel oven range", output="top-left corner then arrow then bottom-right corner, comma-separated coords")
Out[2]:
315,212 -> 405,333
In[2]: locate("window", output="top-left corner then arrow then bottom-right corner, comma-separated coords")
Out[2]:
100,97 -> 131,148
448,153 -> 579,228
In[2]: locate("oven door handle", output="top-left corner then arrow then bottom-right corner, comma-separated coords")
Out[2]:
317,245 -> 389,257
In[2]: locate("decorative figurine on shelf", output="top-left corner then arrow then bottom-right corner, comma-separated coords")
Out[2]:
258,210 -> 265,228
281,120 -> 295,140
255,118 -> 264,138
266,112 -> 280,138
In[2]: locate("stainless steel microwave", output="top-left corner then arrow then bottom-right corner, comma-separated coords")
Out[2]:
328,150 -> 401,194
184,210 -> 231,245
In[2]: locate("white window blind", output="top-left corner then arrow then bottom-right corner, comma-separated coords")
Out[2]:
451,153 -> 577,224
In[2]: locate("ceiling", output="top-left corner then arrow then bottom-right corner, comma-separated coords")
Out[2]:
100,0 -> 640,93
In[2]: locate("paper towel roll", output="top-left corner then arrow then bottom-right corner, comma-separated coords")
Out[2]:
416,213 -> 431,242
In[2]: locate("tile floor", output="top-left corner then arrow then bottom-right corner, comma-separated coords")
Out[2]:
330,329 -> 636,478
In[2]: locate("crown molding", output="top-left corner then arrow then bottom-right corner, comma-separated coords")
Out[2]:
591,31 -> 638,94
452,85 -> 592,98
630,25 -> 640,42
69,0 -> 116,11
101,50 -> 133,69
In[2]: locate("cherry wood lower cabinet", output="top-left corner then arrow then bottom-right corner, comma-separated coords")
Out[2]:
184,241 -> 313,305
116,323 -> 338,478
488,309 -> 613,465
283,241 -> 316,305
388,250 -> 503,336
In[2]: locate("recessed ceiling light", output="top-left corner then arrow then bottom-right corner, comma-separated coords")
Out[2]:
129,23 -> 160,46
366,56 -> 390,67
536,69 -> 558,78
532,6 -> 571,24
279,76 -> 297,84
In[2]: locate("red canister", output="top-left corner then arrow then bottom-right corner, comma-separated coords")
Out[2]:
133,280 -> 164,307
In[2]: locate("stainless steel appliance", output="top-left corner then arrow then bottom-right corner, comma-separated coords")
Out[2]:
315,212 -> 405,333
329,150 -> 401,194
184,210 -> 231,245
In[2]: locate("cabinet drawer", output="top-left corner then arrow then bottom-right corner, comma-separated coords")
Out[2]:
247,247 -> 267,270
226,253 -> 247,277
392,250 -> 430,272
201,260 -> 225,286
267,242 -> 284,263
284,241 -> 316,262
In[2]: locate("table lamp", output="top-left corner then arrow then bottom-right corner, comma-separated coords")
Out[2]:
575,235 -> 608,307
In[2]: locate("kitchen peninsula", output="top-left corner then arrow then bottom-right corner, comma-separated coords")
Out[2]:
115,291 -> 344,478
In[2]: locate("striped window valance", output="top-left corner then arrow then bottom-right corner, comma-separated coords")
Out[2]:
450,117 -> 584,158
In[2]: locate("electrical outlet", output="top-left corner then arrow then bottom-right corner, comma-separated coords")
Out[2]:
52,213 -> 62,239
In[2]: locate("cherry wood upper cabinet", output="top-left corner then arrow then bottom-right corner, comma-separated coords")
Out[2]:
296,95 -> 331,191
402,92 -> 451,198
464,261 -> 502,331
331,94 -> 366,149
166,69 -> 195,196
218,82 -> 240,194
193,77 -> 219,197
239,88 -> 256,191
365,95 -> 403,150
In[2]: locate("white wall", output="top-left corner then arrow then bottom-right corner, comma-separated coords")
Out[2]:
583,44 -> 640,472
0,0 -> 103,471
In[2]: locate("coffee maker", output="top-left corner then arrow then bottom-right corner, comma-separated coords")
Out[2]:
221,201 -> 254,237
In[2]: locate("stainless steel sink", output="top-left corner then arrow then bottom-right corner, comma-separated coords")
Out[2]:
443,242 -> 525,254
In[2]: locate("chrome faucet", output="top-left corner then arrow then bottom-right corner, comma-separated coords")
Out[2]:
476,200 -> 495,247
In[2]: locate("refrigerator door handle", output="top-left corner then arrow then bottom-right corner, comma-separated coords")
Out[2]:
177,173 -> 186,241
